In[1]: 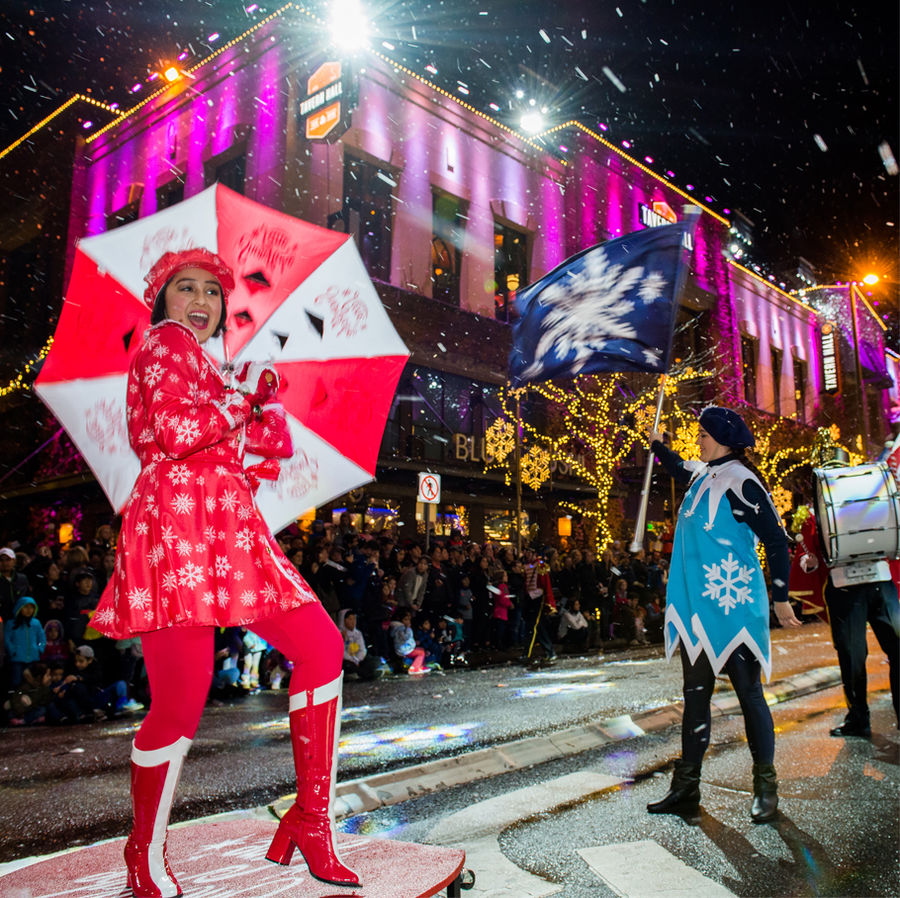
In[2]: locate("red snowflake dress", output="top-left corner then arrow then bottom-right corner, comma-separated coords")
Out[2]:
93,321 -> 318,638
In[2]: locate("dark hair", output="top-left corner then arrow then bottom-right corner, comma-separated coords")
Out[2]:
149,281 -> 227,337
731,447 -> 772,494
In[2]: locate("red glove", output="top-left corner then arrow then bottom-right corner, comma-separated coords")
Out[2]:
245,402 -> 294,459
235,361 -> 280,408
245,458 -> 282,493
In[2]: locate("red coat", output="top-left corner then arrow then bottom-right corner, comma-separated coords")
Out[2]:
787,509 -> 828,619
93,321 -> 317,638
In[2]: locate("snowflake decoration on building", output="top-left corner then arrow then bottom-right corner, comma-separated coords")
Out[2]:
485,418 -> 515,463
702,553 -> 754,614
521,445 -> 551,490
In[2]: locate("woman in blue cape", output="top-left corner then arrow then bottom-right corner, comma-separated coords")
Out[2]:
647,406 -> 800,823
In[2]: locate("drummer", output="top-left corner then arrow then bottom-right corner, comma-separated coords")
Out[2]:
804,438 -> 900,738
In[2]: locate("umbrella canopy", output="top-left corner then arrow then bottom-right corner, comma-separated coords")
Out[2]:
35,183 -> 409,532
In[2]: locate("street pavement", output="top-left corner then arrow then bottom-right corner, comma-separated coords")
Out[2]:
1,621 -> 897,896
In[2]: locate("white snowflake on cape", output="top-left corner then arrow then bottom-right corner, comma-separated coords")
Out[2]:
179,561 -> 204,588
175,416 -> 201,445
143,362 -> 165,388
175,538 -> 193,557
216,586 -> 229,606
702,553 -> 754,614
214,556 -> 232,577
240,589 -> 257,606
219,489 -> 239,513
172,493 -> 195,515
201,591 -> 216,606
520,247 -> 649,381
148,546 -> 165,567
262,583 -> 279,604
236,504 -> 254,521
161,525 -> 177,546
235,529 -> 254,552
205,496 -> 217,513
162,571 -> 179,591
135,521 -> 149,537
168,465 -> 191,486
128,587 -> 152,611
93,606 -> 116,628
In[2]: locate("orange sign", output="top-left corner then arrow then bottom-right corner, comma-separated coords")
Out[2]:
306,101 -> 342,140
308,61 -> 342,96
651,201 -> 678,224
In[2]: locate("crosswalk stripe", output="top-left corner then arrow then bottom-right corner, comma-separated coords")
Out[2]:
578,840 -> 736,897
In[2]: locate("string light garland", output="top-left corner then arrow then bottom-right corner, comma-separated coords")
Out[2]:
0,337 -> 54,398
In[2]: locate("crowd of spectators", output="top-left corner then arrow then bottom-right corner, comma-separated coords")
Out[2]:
1,516 -> 672,727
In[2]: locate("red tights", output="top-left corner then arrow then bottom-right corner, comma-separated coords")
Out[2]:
134,602 -> 342,751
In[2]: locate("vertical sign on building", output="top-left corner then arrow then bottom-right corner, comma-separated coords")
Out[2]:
299,60 -> 355,142
820,322 -> 840,393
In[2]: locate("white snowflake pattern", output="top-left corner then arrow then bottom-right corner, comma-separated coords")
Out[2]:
135,521 -> 149,536
219,489 -> 239,513
172,493 -> 195,515
239,589 -> 257,606
168,464 -> 191,485
175,538 -> 193,557
216,586 -> 229,606
262,583 -> 279,603
143,362 -> 165,388
93,606 -> 117,628
236,505 -> 254,521
204,525 -> 218,543
637,270 -> 667,304
214,556 -> 232,577
235,528 -> 254,552
151,340 -> 170,359
128,587 -> 152,611
161,525 -> 177,545
148,545 -> 165,567
178,561 -> 204,588
175,417 -> 202,445
205,496 -> 217,513
519,247 -> 645,380
702,553 -> 754,614
162,571 -> 179,591
201,591 -> 216,606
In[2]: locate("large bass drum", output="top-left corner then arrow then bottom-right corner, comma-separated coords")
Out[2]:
813,463 -> 900,565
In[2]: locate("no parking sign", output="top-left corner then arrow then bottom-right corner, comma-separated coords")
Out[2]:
417,472 -> 441,504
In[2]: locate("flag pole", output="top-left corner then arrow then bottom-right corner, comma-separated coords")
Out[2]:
515,393 -> 523,554
629,374 -> 667,553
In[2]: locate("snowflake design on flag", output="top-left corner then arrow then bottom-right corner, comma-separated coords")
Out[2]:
168,464 -> 191,486
520,248 -> 646,380
172,493 -> 195,515
178,561 -> 204,588
175,417 -> 201,445
235,529 -> 254,552
702,553 -> 754,614
637,270 -> 667,304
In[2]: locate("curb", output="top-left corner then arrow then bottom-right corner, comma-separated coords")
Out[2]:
321,665 -> 844,818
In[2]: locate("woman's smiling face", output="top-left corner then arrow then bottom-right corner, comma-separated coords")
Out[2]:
163,266 -> 223,343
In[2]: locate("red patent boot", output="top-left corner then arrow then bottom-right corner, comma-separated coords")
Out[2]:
266,674 -> 359,886
124,737 -> 192,898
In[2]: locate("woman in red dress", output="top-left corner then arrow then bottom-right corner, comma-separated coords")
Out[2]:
93,248 -> 358,896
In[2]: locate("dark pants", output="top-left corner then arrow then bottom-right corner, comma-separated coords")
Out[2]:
680,644 -> 775,765
826,579 -> 900,728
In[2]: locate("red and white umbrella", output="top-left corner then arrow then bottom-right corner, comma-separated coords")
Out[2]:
35,183 -> 409,532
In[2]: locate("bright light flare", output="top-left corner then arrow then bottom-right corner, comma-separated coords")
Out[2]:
329,0 -> 370,52
164,67 -> 180,83
863,273 -> 880,285
520,111 -> 544,134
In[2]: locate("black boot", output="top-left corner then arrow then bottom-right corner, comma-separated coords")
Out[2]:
647,760 -> 701,815
750,762 -> 778,823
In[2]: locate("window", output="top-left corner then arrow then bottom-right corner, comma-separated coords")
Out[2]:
741,335 -> 758,406
793,357 -> 807,423
209,153 -> 246,193
156,179 -> 185,210
493,221 -> 528,322
330,155 -> 394,281
432,192 -> 466,306
770,346 -> 783,416
672,307 -> 711,364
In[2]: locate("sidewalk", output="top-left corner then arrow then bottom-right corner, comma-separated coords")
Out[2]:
325,663 -> 844,818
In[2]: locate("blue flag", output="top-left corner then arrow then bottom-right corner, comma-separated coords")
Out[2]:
508,215 -> 697,386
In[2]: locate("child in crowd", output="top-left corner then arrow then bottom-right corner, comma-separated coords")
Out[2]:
389,610 -> 427,675
4,661 -> 53,725
241,628 -> 268,692
456,574 -> 474,647
5,596 -> 46,688
557,597 -> 590,648
41,619 -> 70,665
490,570 -> 514,650
632,605 -> 649,645
338,609 -> 382,680
414,616 -> 444,668
438,615 -> 467,666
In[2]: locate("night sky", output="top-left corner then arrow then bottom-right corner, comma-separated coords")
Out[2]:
1,0 -> 897,332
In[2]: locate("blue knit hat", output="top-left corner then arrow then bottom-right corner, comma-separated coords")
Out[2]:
699,406 -> 755,450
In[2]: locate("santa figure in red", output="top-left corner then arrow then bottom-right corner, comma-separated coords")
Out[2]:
93,248 -> 359,896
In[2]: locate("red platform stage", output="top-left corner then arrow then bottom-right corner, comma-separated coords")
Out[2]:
0,818 -> 467,898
